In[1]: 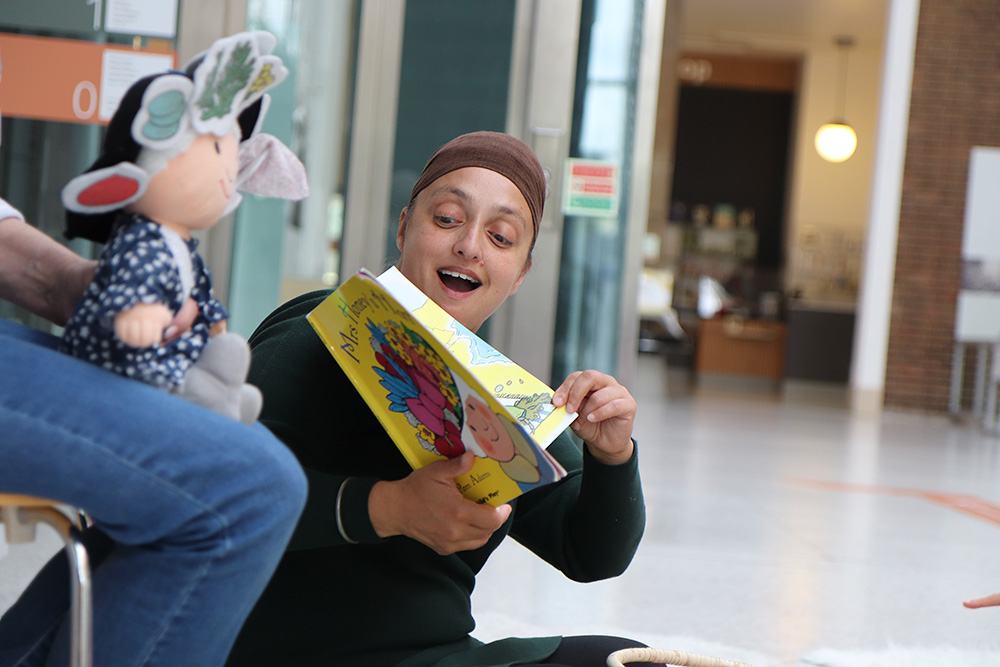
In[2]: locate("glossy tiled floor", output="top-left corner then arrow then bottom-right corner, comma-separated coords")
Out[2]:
5,354 -> 1000,665
471,354 -> 1000,666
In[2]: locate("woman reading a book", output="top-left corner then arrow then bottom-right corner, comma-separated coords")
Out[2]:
226,131 -> 651,667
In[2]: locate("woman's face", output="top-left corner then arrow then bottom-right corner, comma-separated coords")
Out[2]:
395,167 -> 533,332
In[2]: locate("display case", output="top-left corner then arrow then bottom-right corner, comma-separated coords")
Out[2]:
669,224 -> 758,315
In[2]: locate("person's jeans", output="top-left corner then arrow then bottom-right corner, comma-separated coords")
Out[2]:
0,319 -> 307,667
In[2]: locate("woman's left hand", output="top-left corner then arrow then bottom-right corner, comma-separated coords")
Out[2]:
552,369 -> 636,465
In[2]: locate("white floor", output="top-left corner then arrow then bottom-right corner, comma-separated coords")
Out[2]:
5,354 -> 1000,665
472,355 -> 1000,666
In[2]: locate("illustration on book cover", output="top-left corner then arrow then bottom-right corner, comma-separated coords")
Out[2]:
366,315 -> 556,490
380,266 -> 565,444
308,268 -> 572,506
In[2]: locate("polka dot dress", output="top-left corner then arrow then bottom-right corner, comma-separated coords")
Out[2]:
60,214 -> 227,390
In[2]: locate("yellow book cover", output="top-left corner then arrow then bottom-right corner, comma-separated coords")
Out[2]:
307,268 -> 573,506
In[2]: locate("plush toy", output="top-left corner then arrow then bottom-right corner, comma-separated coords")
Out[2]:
59,31 -> 307,423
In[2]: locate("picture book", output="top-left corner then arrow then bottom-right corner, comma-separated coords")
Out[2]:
307,267 -> 575,506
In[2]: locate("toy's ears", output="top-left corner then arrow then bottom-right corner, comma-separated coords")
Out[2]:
218,132 -> 308,218
61,162 -> 149,214
236,132 -> 309,200
131,74 -> 194,151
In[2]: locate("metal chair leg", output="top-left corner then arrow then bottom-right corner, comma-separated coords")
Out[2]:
18,506 -> 93,667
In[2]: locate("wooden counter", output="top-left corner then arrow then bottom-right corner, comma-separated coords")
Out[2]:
695,316 -> 788,379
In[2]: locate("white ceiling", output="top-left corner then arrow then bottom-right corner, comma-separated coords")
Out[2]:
679,0 -> 891,52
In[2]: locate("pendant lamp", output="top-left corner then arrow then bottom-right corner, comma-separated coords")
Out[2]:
815,36 -> 857,163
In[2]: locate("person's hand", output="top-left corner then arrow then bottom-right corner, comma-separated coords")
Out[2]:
964,593 -> 1000,609
552,369 -> 636,465
209,317 -> 228,337
163,298 -> 199,342
368,452 -> 512,555
114,302 -> 174,348
0,207 -> 96,325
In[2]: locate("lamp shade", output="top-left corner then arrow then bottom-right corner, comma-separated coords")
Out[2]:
815,122 -> 857,162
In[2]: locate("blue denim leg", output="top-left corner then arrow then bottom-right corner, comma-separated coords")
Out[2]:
0,319 -> 307,667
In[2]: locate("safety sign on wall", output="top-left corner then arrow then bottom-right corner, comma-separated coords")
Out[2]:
562,158 -> 620,218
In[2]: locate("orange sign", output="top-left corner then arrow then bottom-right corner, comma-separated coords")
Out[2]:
0,33 -> 174,125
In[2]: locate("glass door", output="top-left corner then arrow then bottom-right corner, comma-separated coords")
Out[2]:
227,0 -> 359,336
495,0 -> 663,386
554,0 -> 647,381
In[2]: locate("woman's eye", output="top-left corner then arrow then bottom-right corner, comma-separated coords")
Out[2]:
214,141 -> 221,154
435,215 -> 457,225
491,232 -> 512,247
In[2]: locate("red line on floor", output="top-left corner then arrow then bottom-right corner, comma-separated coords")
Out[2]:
789,478 -> 1000,527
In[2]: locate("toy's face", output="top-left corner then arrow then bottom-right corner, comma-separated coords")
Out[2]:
466,394 -> 516,462
129,132 -> 239,238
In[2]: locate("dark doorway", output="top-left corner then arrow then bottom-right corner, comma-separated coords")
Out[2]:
671,85 -> 794,277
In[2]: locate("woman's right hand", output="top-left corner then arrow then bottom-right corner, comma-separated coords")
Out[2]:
368,452 -> 512,555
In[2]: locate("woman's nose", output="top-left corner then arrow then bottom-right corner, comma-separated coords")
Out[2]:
453,225 -> 482,260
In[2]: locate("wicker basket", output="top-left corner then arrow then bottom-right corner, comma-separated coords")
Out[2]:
607,647 -> 758,667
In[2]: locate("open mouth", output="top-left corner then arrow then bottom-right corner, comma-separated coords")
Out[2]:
438,269 -> 481,293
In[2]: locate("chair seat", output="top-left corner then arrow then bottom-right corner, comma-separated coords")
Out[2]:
0,493 -> 66,507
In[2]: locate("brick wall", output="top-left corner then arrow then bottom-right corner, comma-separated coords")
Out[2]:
885,0 -> 1000,411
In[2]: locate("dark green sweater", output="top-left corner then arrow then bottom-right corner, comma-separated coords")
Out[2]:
226,290 -> 645,667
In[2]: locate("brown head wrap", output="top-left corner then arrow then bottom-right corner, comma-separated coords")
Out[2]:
408,131 -> 546,248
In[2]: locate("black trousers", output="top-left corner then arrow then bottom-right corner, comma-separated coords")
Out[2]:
527,635 -> 665,667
